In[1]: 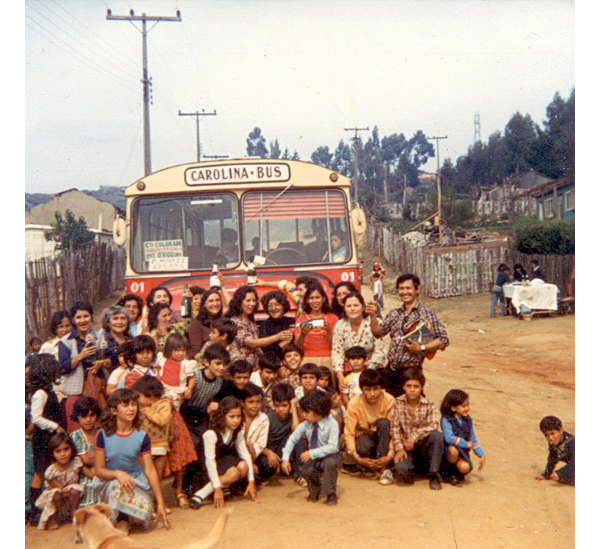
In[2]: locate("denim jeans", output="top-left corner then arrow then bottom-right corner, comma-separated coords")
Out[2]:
491,287 -> 505,316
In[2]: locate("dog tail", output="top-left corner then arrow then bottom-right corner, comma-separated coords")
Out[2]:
181,508 -> 232,549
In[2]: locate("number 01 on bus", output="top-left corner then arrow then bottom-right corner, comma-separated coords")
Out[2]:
113,159 -> 367,314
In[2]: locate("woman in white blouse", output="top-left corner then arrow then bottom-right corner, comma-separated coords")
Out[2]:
331,292 -> 386,391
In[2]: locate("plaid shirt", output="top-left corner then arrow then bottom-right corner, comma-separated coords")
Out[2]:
375,302 -> 449,368
390,394 -> 440,452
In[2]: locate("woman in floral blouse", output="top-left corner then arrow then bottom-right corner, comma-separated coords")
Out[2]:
331,291 -> 386,391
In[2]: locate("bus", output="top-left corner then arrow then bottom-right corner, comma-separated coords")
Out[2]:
113,158 -> 366,314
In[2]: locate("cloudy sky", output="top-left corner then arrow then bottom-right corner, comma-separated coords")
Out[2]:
24,0 -> 575,194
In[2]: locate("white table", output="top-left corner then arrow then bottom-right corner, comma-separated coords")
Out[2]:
504,282 -> 559,313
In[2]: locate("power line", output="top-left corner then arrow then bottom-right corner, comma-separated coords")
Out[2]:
107,8 -> 182,176
178,110 -> 217,162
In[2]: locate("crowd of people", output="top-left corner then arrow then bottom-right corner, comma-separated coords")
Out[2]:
25,264 -> 574,534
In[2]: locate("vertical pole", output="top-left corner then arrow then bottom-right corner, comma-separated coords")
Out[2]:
195,113 -> 201,162
142,17 -> 151,176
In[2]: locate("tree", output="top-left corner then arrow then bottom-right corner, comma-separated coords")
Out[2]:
44,209 -> 96,254
269,139 -> 281,159
504,112 -> 537,176
310,146 -> 333,168
331,140 -> 352,176
246,127 -> 268,158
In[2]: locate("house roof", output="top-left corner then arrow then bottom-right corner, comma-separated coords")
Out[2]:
509,177 -> 574,200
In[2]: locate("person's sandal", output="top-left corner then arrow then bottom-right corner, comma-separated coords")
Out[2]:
177,493 -> 190,509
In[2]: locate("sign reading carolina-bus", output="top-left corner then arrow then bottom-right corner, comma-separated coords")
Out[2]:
185,163 -> 291,185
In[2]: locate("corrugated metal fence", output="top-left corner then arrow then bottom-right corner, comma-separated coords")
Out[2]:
367,225 -> 574,298
25,243 -> 126,349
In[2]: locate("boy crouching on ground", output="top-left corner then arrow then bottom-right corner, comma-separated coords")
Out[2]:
344,369 -> 395,485
535,415 -> 575,486
281,390 -> 342,505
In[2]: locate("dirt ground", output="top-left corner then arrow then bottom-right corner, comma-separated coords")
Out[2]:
24,261 -> 575,549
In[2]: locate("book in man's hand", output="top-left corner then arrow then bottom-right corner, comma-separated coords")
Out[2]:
400,318 -> 438,360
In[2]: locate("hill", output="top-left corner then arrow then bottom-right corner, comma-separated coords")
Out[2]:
25,186 -> 127,211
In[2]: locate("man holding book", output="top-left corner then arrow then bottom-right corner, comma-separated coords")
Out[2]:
367,273 -> 449,397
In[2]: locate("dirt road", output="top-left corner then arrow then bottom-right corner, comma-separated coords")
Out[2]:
25,277 -> 575,549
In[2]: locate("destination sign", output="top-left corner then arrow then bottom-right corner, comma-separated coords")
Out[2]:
185,163 -> 291,185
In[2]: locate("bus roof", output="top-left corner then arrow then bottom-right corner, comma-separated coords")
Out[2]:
125,158 -> 351,197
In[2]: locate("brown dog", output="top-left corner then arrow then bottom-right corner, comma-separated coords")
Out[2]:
73,503 -> 231,549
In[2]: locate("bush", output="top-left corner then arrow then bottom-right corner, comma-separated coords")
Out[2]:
513,218 -> 574,255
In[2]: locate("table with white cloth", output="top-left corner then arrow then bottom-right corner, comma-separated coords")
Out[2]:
503,282 -> 559,314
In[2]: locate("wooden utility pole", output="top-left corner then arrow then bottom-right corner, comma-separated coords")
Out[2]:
344,127 -> 369,202
179,110 -> 217,162
426,135 -> 448,243
106,8 -> 182,176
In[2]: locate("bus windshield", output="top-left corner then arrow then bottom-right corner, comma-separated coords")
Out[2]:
131,193 -> 240,272
242,189 -> 350,266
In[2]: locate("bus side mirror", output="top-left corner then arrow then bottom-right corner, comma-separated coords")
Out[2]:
113,217 -> 127,246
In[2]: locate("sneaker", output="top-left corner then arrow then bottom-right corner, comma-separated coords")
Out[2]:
324,494 -> 338,506
362,471 -> 379,480
189,496 -> 204,510
448,475 -> 463,487
379,469 -> 394,485
295,476 -> 307,487
341,465 -> 360,476
429,473 -> 442,490
307,493 -> 319,503
397,473 -> 415,485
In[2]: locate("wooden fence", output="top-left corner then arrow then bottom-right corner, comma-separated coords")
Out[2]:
367,225 -> 575,298
25,243 -> 126,349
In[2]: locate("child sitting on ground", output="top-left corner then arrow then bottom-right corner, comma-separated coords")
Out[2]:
257,383 -> 300,483
281,390 -> 342,505
318,366 -> 334,389
344,369 -> 395,485
250,351 -> 280,413
240,383 -> 269,478
535,415 -> 574,486
341,346 -> 368,407
213,359 -> 253,404
34,433 -> 82,530
295,362 -> 324,400
280,344 -> 304,388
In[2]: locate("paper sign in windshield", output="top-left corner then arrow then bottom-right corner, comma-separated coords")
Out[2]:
144,240 -> 188,271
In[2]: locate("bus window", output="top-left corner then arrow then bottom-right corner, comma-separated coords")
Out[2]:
242,189 -> 350,266
131,194 -> 239,272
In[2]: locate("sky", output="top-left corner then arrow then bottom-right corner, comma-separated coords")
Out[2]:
23,0 -> 576,194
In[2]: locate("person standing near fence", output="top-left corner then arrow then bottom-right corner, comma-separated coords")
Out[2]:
367,274 -> 449,398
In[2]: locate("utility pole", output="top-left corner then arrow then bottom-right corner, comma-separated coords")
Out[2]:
179,110 -> 217,162
344,127 -> 369,202
474,113 -> 481,145
106,8 -> 182,176
426,135 -> 448,243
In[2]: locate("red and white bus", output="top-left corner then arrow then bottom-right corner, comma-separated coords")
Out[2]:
113,158 -> 366,312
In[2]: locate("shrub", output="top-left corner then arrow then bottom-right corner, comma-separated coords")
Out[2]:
513,218 -> 574,255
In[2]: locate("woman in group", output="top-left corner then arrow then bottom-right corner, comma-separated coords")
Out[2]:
39,311 -> 72,360
147,302 -> 187,355
293,281 -> 338,372
226,286 -> 292,369
259,290 -> 295,359
189,287 -> 231,359
330,281 -> 359,319
98,306 -> 132,368
139,286 -> 183,334
116,294 -> 144,336
331,291 -> 386,390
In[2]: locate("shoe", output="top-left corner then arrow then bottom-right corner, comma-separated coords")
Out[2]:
362,471 -> 379,480
189,496 -> 204,510
295,476 -> 307,487
341,465 -> 360,477
379,469 -> 394,485
429,473 -> 442,490
177,494 -> 190,509
448,475 -> 463,487
324,494 -> 338,506
397,473 -> 415,485
307,492 -> 319,503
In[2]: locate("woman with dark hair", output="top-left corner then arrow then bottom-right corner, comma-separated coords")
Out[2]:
293,281 -> 338,372
39,311 -> 72,360
331,281 -> 359,319
225,286 -> 291,368
147,302 -> 187,355
116,294 -> 143,336
491,263 -> 511,317
331,291 -> 385,390
259,290 -> 294,359
189,287 -> 231,359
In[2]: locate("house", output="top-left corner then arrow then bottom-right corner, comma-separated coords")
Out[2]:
532,177 -> 575,221
25,188 -> 124,261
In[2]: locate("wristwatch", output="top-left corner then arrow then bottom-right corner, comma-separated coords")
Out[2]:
420,344 -> 426,353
